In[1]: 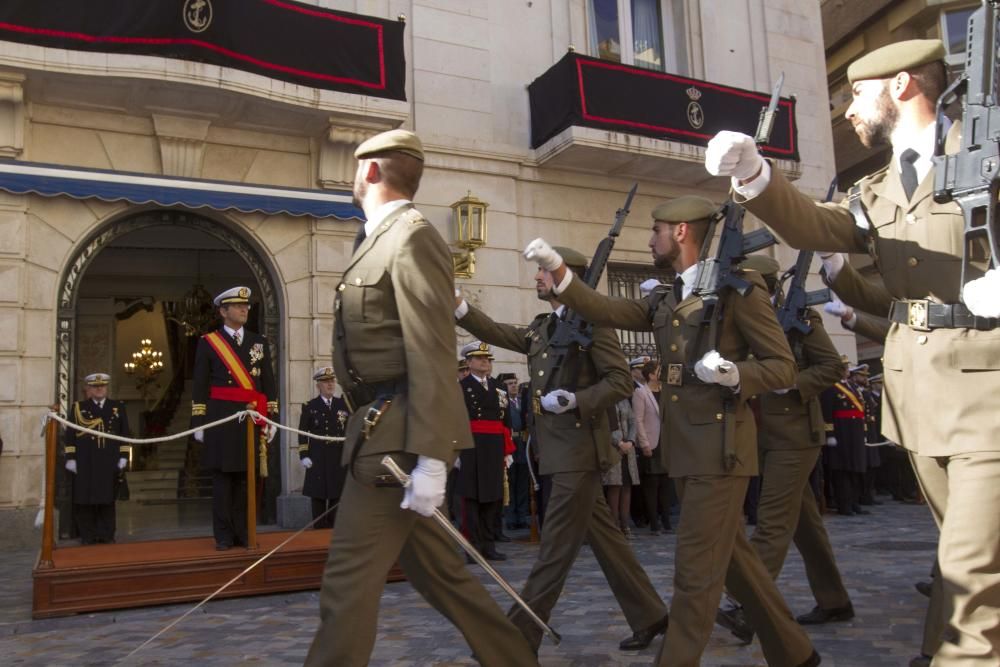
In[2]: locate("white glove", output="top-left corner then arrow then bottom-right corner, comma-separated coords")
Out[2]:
540,389 -> 577,414
301,457 -> 313,469
65,460 -> 77,474
118,458 -> 127,471
453,456 -> 461,470
705,131 -> 763,180
264,423 -> 277,443
639,278 -> 662,296
400,456 -> 447,517
819,252 -> 846,280
523,238 -> 564,272
193,430 -> 204,443
823,298 -> 852,318
504,454 -> 513,469
825,436 -> 837,447
963,269 -> 1000,318
773,387 -> 793,395
694,350 -> 740,387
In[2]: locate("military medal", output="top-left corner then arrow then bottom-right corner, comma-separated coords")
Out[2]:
250,342 -> 264,364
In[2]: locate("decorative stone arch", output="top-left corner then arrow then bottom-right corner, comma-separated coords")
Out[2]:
54,208 -> 284,415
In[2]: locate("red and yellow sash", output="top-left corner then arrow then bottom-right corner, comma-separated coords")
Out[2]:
833,382 -> 865,415
204,331 -> 267,424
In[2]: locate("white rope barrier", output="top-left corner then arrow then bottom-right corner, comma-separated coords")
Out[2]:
47,409 -> 346,444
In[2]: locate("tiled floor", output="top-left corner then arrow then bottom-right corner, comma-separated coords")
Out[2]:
4,498 -> 937,666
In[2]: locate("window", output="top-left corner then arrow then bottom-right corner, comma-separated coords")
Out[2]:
588,0 -> 687,74
606,263 -> 674,358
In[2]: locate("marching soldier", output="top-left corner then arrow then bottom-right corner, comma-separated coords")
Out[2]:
523,197 -> 819,667
456,247 -> 669,653
739,255 -> 854,632
65,372 -> 130,544
305,129 -> 538,667
455,341 -> 511,561
190,286 -> 277,551
706,38 -> 1000,664
298,367 -> 349,529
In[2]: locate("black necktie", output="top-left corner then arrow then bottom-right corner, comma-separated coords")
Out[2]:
352,225 -> 367,252
900,148 -> 920,201
673,276 -> 685,300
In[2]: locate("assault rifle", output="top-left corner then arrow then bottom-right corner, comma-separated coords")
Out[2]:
776,177 -> 839,334
691,73 -> 784,317
932,0 -> 1000,294
541,184 -> 638,394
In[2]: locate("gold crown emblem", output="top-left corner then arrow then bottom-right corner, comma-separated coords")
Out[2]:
686,87 -> 702,101
478,342 -> 489,351
238,287 -> 249,298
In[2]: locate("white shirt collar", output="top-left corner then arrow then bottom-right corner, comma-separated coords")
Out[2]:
677,263 -> 702,300
364,199 -> 411,237
93,398 -> 105,408
224,325 -> 243,340
553,304 -> 566,317
892,117 -> 950,185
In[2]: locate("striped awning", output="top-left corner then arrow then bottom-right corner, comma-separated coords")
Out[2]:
0,160 -> 363,220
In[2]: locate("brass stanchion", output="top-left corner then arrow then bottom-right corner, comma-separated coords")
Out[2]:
245,405 -> 257,550
40,405 -> 59,568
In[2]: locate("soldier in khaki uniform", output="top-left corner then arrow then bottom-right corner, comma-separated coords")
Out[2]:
455,247 -> 669,653
706,38 -> 1000,666
305,130 -> 538,667
523,197 -> 820,667
740,255 -> 853,628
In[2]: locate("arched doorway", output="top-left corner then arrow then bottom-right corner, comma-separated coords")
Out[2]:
55,209 -> 284,542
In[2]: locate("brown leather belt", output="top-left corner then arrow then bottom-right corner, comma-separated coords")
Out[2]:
888,300 -> 998,332
342,377 -> 407,413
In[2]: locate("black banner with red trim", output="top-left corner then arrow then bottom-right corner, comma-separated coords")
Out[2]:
529,53 -> 798,160
0,0 -> 406,100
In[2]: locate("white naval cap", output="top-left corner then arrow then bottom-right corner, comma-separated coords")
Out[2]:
84,372 -> 111,386
213,286 -> 252,307
628,356 -> 651,369
461,340 -> 493,359
313,366 -> 336,381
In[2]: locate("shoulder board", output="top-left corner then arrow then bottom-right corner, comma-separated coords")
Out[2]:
400,208 -> 424,225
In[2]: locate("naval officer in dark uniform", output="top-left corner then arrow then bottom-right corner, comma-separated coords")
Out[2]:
298,366 -> 349,529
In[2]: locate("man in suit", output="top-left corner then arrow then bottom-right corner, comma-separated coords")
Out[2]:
298,367 -> 349,529
190,286 -> 277,551
65,372 -> 130,544
523,197 -> 819,667
455,341 -> 511,561
706,39 -> 1000,665
736,254 -> 853,633
456,247 -> 669,653
305,129 -> 538,667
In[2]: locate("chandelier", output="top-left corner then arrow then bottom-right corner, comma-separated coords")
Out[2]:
124,338 -> 165,406
166,283 -> 216,337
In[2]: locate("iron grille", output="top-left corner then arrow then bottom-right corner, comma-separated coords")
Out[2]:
606,262 -> 674,358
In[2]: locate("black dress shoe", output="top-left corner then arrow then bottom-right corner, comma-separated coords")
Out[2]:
715,606 -> 754,644
795,649 -> 822,667
619,614 -> 668,650
851,506 -> 871,515
915,581 -> 932,598
215,542 -> 232,551
796,603 -> 854,625
484,550 -> 507,561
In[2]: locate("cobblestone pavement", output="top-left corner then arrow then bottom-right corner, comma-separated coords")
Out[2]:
1,499 -> 937,666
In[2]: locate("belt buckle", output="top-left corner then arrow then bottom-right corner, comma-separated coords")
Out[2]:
665,363 -> 684,387
907,300 -> 931,332
362,399 -> 391,438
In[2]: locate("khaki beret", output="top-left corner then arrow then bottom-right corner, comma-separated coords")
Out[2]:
652,196 -> 718,224
847,39 -> 945,84
354,129 -> 424,161
741,254 -> 781,277
552,246 -> 588,269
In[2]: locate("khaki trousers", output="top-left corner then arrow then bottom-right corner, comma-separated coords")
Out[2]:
910,451 -> 1000,666
751,447 -> 851,610
508,470 -> 667,650
655,475 -> 814,667
305,453 -> 539,667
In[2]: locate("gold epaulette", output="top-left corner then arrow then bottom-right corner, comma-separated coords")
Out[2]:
825,423 -> 834,432
192,402 -> 206,417
267,400 -> 279,414
298,443 -> 309,453
65,445 -> 76,454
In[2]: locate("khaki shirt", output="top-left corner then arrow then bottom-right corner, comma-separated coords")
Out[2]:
458,306 -> 630,475
333,205 -> 473,464
740,122 -> 1000,455
557,271 -> 796,477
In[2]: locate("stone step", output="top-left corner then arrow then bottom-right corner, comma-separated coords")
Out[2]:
128,470 -> 180,500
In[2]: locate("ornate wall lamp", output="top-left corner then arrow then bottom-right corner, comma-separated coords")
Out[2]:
451,191 -> 488,278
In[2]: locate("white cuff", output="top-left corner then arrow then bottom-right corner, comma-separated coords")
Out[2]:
820,252 -> 846,281
455,299 -> 470,319
553,269 -> 575,295
732,160 -> 771,200
842,312 -> 858,330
